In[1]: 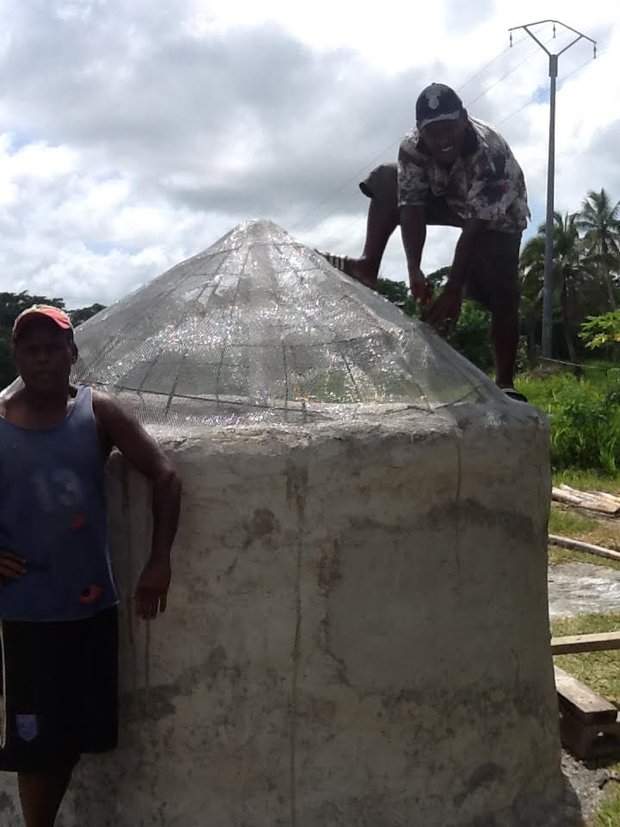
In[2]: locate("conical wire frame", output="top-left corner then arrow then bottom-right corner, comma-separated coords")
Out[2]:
71,219 -> 503,429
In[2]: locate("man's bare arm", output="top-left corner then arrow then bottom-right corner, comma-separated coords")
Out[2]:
400,205 -> 432,305
423,218 -> 488,330
93,391 -> 182,619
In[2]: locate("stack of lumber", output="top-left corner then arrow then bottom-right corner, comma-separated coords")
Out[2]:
552,484 -> 620,517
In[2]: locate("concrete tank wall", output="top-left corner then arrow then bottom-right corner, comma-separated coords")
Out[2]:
0,405 -> 576,826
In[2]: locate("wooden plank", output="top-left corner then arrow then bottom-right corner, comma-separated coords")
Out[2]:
554,666 -> 618,724
552,488 -> 583,505
552,631 -> 620,655
548,534 -> 620,563
553,484 -> 620,515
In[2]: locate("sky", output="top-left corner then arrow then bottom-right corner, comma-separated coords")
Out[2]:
0,0 -> 618,308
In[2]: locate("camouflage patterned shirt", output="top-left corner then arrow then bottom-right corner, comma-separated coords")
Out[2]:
397,117 -> 530,233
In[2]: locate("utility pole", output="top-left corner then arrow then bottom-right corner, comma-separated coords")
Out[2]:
508,20 -> 596,358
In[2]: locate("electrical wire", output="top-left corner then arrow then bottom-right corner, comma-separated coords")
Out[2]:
294,26 -> 603,240
313,44 -> 606,251
289,36 -> 532,234
290,29 -> 580,236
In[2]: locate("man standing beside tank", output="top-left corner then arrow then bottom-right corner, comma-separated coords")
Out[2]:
0,305 -> 182,827
320,83 -> 530,401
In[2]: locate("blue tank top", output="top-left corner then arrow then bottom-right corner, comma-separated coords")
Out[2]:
0,386 -> 118,621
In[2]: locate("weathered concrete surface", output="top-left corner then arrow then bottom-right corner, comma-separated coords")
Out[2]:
548,561 -> 620,619
0,403 -> 573,826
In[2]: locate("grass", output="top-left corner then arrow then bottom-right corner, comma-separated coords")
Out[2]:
555,470 -> 620,496
514,361 -> 620,474
550,614 -> 620,826
552,613 -> 620,701
548,508 -> 600,537
546,467 -> 620,571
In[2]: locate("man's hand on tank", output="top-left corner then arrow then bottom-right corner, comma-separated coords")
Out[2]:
422,284 -> 462,333
134,557 -> 171,619
409,269 -> 432,309
0,550 -> 27,582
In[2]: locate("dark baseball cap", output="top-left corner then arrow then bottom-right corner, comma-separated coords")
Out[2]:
416,83 -> 464,130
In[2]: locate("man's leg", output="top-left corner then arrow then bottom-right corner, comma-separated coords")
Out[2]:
491,307 -> 520,389
320,164 -> 399,287
18,767 -> 73,827
352,197 -> 399,287
467,231 -> 522,389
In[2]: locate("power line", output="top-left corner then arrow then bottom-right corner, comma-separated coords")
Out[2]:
293,32 -> 567,238
455,37 -> 526,91
315,44 -> 607,252
465,32 -> 565,107
496,48 -> 605,127
289,37 -> 532,234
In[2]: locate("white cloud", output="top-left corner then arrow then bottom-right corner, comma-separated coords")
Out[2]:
0,0 -> 617,305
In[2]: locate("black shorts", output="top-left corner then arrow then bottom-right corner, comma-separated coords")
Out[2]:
360,163 -> 522,315
0,606 -> 118,773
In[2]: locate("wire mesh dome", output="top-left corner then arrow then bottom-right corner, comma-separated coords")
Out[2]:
71,219 -> 503,429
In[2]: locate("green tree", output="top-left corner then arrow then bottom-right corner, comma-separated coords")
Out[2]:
576,188 -> 620,310
426,266 -> 451,291
376,278 -> 408,306
520,212 -> 602,363
376,271 -> 493,371
519,233 -> 545,365
376,278 -> 417,315
70,303 -> 105,327
0,291 -> 65,329
446,300 -> 493,372
579,310 -> 620,359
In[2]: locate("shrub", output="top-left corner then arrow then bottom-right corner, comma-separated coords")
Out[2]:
446,300 -> 494,373
580,310 -> 620,350
524,372 -> 620,473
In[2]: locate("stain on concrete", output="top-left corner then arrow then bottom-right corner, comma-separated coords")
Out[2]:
0,792 -> 15,813
422,498 -> 536,541
286,456 -> 310,827
316,540 -> 349,685
285,458 -> 309,521
454,762 -> 506,807
244,507 -> 280,549
317,541 -> 342,593
121,645 -> 233,721
380,684 -> 551,730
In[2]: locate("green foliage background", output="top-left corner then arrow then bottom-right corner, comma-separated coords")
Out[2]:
0,292 -> 104,389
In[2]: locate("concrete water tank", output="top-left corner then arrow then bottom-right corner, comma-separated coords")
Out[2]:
0,221 -> 575,826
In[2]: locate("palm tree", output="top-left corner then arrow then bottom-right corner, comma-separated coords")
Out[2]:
576,188 -> 620,310
519,234 -> 545,364
520,212 -> 600,363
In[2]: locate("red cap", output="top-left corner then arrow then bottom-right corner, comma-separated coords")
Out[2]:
12,305 -> 73,342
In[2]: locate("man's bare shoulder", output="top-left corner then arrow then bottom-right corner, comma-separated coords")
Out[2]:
91,388 -> 136,425
0,386 -> 25,419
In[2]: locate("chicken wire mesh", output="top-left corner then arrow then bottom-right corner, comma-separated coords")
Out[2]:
67,219 -> 502,430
